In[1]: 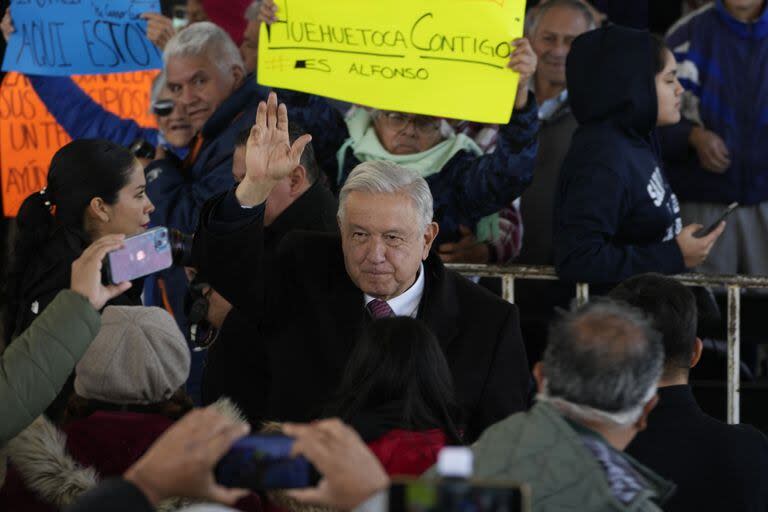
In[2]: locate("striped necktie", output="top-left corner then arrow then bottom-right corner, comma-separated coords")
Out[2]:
366,299 -> 395,319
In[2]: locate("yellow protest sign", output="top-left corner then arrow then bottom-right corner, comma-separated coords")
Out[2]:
257,0 -> 526,123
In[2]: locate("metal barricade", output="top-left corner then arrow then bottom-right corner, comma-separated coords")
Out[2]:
448,264 -> 768,425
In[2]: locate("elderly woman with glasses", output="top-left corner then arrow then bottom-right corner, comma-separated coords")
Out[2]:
281,39 -> 540,261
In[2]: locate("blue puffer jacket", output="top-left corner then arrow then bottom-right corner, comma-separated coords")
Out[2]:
145,76 -> 261,234
279,92 -> 539,244
27,75 -> 185,158
660,1 -> 768,205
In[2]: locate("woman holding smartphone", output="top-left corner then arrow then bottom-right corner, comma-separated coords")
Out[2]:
553,26 -> 725,286
3,139 -> 154,420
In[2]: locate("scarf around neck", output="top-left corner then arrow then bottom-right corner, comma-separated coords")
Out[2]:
337,109 -> 500,242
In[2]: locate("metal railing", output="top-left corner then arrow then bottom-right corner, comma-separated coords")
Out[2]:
448,263 -> 768,425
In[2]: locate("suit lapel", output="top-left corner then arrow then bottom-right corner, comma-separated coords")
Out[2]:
418,252 -> 460,350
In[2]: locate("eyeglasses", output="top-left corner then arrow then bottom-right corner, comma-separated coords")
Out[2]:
379,112 -> 442,135
152,99 -> 174,117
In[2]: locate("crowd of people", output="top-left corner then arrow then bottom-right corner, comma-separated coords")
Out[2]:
1,0 -> 768,511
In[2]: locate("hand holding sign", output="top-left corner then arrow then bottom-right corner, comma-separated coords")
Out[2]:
1,8 -> 13,42
2,0 -> 163,76
508,38 -> 537,109
141,12 -> 176,51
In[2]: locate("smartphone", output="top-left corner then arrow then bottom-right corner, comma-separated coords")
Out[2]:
694,202 -> 738,238
215,434 -> 320,490
103,227 -> 173,284
388,478 -> 530,512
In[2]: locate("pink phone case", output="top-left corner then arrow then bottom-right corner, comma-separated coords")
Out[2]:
106,227 -> 173,284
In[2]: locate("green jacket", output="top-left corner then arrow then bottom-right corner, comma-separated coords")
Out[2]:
465,402 -> 674,511
0,290 -> 100,446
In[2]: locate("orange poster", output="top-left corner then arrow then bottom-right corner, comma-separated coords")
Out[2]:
0,70 -> 159,217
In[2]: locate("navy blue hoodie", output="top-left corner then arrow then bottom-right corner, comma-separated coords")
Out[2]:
553,26 -> 686,285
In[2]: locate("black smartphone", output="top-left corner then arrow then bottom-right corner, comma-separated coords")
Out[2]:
388,477 -> 530,512
215,434 -> 320,490
694,202 -> 738,238
103,227 -> 173,285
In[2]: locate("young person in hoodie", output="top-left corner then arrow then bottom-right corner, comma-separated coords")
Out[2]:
553,26 -> 725,287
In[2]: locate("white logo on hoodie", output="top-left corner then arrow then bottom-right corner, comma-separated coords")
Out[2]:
647,168 -> 666,207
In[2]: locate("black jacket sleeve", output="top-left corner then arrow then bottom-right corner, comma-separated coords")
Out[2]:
467,305 -> 531,441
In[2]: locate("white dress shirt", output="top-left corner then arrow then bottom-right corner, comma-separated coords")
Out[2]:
363,264 -> 425,318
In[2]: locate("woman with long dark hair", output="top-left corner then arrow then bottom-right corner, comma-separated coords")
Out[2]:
4,139 -> 155,343
3,139 -> 154,422
324,317 -> 462,476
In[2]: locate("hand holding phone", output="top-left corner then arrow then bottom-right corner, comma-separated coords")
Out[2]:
103,227 -> 173,285
215,434 -> 319,491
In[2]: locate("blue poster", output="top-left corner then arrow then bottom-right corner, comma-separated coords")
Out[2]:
2,0 -> 163,76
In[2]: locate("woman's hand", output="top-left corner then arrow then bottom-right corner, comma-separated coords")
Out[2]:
508,38 -> 537,109
70,235 -> 132,310
676,222 -> 726,269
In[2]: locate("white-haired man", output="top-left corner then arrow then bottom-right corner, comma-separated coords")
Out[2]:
146,21 -> 257,235
144,22 -> 262,339
192,93 -> 532,442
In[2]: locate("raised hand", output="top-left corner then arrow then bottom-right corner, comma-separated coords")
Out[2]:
141,12 -> 176,50
1,7 -> 14,42
508,38 -> 537,109
235,92 -> 312,207
258,0 -> 279,24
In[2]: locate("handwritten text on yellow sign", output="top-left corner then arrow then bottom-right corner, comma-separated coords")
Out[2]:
258,0 -> 526,123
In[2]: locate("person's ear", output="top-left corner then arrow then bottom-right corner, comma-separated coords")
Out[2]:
421,222 -> 440,259
288,165 -> 307,196
533,362 -> 545,393
88,197 -> 111,224
634,394 -> 659,432
690,337 -> 704,369
231,65 -> 245,89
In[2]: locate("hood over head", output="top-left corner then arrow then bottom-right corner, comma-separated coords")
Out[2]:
567,25 -> 658,137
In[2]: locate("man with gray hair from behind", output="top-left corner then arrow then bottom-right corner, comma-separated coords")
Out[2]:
465,300 -> 675,511
192,92 -> 531,442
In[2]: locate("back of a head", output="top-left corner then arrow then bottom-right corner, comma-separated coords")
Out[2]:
164,21 -> 244,75
328,317 -> 461,440
566,25 -> 657,135
74,306 -> 191,406
542,300 -> 664,424
608,274 -> 698,381
4,140 -> 136,340
338,161 -> 433,229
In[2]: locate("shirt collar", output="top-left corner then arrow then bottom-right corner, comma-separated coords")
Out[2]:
538,89 -> 569,121
363,263 -> 425,318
